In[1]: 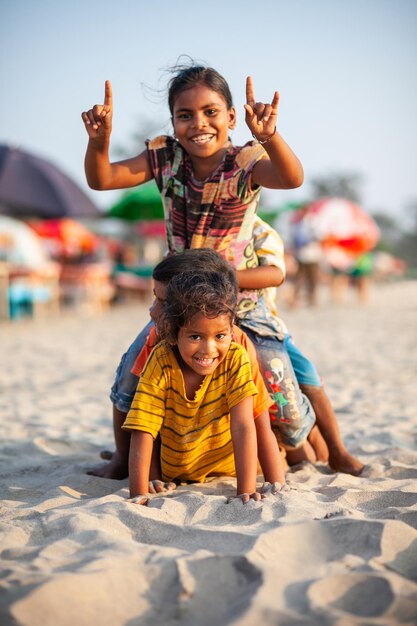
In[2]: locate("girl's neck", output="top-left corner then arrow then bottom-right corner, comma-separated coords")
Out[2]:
188,143 -> 230,182
174,347 -> 205,400
183,369 -> 205,400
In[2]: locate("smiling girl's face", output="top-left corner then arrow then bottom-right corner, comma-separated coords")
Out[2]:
175,311 -> 232,377
172,83 -> 236,167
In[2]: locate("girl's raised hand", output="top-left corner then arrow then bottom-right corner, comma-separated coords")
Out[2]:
244,76 -> 279,144
81,80 -> 113,140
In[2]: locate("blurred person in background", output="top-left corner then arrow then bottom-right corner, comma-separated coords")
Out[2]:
289,205 -> 322,307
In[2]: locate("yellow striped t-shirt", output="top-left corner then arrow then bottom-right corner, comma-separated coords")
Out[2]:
123,341 -> 258,483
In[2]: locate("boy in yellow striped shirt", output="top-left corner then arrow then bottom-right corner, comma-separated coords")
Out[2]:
123,270 -> 285,505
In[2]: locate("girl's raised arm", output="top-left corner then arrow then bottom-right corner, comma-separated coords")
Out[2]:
244,77 -> 304,190
82,80 -> 153,191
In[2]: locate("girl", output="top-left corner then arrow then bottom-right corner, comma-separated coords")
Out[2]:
81,65 -> 303,292
123,270 -> 273,504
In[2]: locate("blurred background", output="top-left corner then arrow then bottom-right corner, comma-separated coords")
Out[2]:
1,0 -> 416,320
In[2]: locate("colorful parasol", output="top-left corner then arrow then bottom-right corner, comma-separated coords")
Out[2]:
306,197 -> 380,256
0,215 -> 50,268
29,218 -> 99,259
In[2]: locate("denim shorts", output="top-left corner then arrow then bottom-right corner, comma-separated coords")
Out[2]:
240,325 -> 316,448
284,335 -> 321,387
110,320 -> 154,413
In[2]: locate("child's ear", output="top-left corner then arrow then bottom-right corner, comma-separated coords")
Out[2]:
228,106 -> 237,130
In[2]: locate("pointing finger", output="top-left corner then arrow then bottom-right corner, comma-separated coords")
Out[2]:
270,91 -> 279,113
246,76 -> 255,106
104,80 -> 112,108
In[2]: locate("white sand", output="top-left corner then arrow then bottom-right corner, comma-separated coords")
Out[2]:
1,281 -> 417,625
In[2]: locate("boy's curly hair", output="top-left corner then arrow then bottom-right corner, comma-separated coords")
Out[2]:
152,248 -> 238,292
159,270 -> 237,343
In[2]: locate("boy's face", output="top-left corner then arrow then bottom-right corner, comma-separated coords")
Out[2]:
176,312 -> 232,377
149,280 -> 167,331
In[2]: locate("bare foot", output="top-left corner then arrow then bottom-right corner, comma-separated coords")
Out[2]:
307,426 -> 329,464
286,440 -> 317,466
87,453 -> 128,480
328,450 -> 365,476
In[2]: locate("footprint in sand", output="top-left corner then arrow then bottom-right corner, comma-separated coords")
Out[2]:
34,437 -> 94,456
174,553 -> 263,624
307,573 -> 417,621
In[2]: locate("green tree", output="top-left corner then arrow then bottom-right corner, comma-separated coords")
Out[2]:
372,202 -> 417,270
395,200 -> 417,268
310,172 -> 364,203
371,212 -> 402,254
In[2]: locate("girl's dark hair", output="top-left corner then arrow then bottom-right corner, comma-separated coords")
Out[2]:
152,249 -> 238,293
159,270 -> 237,342
167,62 -> 233,115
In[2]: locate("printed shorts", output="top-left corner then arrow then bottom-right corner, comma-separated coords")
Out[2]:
284,335 -> 321,387
240,326 -> 316,448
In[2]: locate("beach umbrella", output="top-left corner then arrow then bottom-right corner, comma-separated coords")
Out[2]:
306,197 -> 380,255
0,215 -> 50,268
0,144 -> 100,219
107,182 -> 164,221
29,218 -> 99,259
257,199 -> 307,225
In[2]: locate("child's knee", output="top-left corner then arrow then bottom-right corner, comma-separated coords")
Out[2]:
300,383 -> 324,398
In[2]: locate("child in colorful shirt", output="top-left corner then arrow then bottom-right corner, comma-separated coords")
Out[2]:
246,218 -> 364,473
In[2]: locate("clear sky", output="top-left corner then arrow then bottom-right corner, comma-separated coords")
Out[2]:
1,0 -> 416,225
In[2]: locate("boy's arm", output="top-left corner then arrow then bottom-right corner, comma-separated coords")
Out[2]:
82,80 -> 153,190
128,430 -> 154,502
230,396 -> 260,501
244,77 -> 304,190
236,265 -> 284,290
236,217 -> 286,289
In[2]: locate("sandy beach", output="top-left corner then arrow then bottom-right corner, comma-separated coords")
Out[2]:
1,280 -> 417,626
